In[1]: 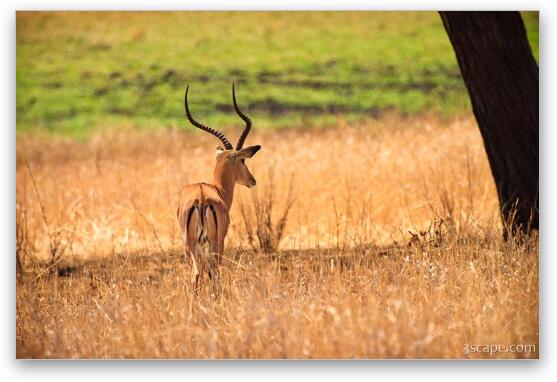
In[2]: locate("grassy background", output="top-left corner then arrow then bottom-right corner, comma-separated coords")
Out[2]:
16,11 -> 539,138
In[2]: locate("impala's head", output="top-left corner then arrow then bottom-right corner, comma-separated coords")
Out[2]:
214,144 -> 261,188
185,83 -> 261,188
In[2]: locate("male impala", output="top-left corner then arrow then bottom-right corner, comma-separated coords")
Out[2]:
177,84 -> 260,294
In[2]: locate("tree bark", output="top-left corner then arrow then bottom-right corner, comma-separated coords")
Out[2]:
439,11 -> 539,237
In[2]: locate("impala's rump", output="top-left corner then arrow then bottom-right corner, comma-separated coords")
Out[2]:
187,203 -> 217,246
178,183 -> 228,258
178,184 -> 223,247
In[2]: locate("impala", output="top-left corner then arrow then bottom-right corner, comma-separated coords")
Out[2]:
177,84 -> 261,294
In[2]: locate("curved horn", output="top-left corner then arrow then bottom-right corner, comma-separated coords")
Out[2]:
184,85 -> 233,150
232,82 -> 252,150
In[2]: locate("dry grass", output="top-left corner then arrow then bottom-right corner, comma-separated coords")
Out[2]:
16,116 -> 539,359
239,165 -> 296,254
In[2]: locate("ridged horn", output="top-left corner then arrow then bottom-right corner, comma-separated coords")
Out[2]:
184,85 -> 233,150
232,82 -> 252,150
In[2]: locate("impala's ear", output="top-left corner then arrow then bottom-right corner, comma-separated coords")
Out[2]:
215,146 -> 224,159
236,145 -> 261,160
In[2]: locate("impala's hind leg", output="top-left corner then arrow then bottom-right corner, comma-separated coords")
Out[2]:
205,205 -> 220,299
207,254 -> 220,299
189,250 -> 200,294
185,205 -> 202,294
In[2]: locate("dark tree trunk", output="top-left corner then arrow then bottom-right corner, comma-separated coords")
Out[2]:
439,11 -> 539,237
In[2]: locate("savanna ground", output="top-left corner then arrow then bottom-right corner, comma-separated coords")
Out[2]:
16,12 -> 538,359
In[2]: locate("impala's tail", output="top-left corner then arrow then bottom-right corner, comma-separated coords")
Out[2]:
189,204 -> 217,247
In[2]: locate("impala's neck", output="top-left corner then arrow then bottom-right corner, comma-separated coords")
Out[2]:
213,163 -> 235,210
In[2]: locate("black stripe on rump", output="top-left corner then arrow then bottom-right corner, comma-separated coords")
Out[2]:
186,205 -> 198,231
206,204 -> 218,228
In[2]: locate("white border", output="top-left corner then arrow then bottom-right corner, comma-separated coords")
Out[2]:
5,0 -> 547,11
3,1 -> 554,382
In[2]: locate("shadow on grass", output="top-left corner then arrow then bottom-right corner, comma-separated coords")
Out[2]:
19,242 -> 413,282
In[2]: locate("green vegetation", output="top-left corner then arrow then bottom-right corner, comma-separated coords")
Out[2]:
16,11 -> 539,137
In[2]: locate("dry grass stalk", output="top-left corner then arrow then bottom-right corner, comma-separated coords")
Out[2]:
239,165 -> 295,255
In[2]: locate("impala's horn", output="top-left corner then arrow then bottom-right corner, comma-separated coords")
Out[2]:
184,85 -> 233,150
232,82 -> 252,150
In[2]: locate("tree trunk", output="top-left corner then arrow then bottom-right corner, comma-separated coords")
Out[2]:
439,11 -> 539,237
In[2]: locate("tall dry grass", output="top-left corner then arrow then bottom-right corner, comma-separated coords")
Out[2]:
16,116 -> 538,358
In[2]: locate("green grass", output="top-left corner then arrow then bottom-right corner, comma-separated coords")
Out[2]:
16,11 -> 539,138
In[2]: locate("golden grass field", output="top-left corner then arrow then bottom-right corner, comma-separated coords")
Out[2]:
16,116 -> 538,359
